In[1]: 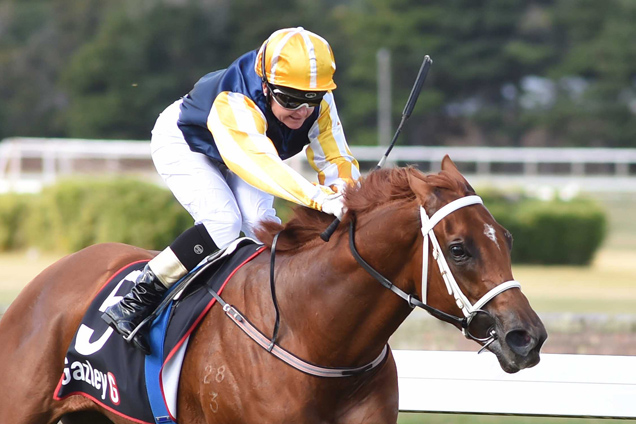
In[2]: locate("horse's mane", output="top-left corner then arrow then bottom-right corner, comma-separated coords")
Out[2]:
255,166 -> 474,251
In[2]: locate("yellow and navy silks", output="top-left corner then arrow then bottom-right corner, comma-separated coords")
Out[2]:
177,49 -> 359,210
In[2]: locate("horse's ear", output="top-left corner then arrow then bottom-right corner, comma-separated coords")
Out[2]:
441,155 -> 458,172
407,168 -> 434,206
441,155 -> 476,194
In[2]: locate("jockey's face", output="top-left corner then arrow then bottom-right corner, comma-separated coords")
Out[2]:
264,85 -> 315,130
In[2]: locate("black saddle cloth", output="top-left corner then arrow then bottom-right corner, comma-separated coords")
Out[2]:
55,239 -> 265,423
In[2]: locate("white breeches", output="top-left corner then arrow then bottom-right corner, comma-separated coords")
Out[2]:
150,99 -> 281,248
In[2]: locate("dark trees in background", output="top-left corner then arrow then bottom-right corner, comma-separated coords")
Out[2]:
1,0 -> 635,147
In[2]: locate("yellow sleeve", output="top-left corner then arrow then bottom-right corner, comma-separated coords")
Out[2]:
208,91 -> 332,210
305,92 -> 360,192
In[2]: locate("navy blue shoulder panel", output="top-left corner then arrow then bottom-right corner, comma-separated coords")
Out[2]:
177,50 -> 318,163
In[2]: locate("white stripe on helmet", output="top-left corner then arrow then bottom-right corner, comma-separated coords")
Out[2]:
299,30 -> 317,88
269,28 -> 303,84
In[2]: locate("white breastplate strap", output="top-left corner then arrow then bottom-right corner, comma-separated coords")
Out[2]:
419,195 -> 521,316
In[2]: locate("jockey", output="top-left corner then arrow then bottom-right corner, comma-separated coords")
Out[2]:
102,27 -> 361,354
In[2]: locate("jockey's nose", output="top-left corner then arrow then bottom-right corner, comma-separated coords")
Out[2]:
292,105 -> 314,116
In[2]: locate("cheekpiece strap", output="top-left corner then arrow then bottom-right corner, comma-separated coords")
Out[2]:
419,196 -> 483,308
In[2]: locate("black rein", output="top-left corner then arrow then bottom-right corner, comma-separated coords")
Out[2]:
347,219 -> 468,328
268,232 -> 282,351
267,220 -> 471,350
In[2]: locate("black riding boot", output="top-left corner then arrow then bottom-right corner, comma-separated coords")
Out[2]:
102,265 -> 167,355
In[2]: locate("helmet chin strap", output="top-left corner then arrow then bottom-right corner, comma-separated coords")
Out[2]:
261,40 -> 273,110
419,195 -> 521,334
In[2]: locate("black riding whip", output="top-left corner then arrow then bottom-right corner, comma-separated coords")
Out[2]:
320,54 -> 433,242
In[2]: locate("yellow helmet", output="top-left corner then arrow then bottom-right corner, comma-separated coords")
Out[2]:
255,27 -> 337,92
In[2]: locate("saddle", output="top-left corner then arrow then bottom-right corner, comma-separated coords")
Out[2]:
55,238 -> 265,424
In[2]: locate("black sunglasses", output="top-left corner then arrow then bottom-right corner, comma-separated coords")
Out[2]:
268,85 -> 324,110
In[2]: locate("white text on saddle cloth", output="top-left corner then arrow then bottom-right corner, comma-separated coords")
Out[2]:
61,356 -> 120,404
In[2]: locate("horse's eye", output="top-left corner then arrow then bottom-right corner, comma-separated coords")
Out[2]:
449,243 -> 466,259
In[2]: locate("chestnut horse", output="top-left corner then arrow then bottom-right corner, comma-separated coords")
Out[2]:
0,157 -> 546,424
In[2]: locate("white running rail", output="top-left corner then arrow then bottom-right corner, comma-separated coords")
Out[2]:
0,137 -> 156,192
2,137 -> 636,192
394,349 -> 636,418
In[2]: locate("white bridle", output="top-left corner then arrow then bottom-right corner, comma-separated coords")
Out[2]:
419,195 -> 521,336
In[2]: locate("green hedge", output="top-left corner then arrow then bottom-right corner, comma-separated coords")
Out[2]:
0,192 -> 31,250
7,178 -> 193,252
0,180 -> 607,265
483,193 -> 607,265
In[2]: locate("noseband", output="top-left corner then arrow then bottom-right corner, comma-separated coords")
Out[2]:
349,195 -> 521,350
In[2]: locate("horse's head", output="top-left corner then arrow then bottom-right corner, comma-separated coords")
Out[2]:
405,156 -> 547,373
256,157 -> 546,374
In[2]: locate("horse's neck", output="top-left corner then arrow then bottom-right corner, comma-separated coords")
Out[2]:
274,210 -> 418,367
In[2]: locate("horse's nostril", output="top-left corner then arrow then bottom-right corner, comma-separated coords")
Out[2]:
505,330 -> 533,356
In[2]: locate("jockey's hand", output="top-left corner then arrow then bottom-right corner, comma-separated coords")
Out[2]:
321,192 -> 346,220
